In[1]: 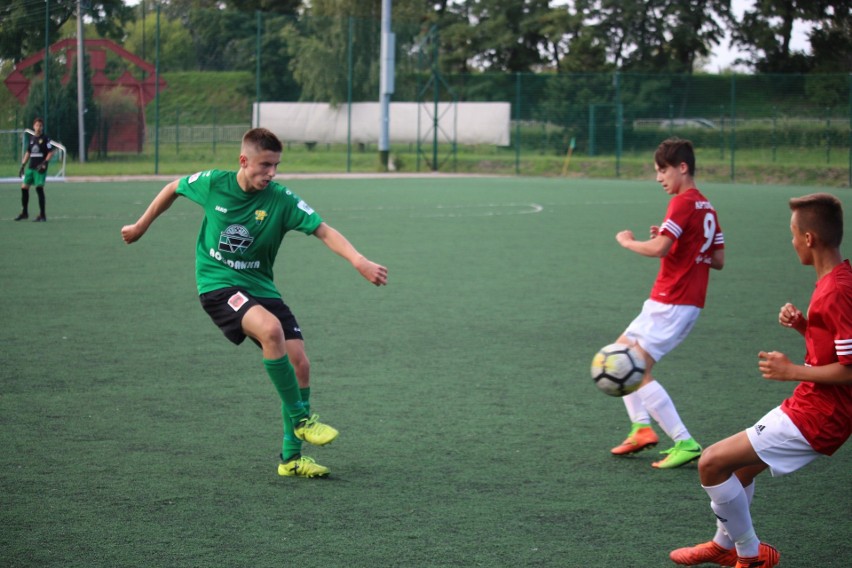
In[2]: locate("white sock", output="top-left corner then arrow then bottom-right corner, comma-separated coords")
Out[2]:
621,391 -> 650,424
637,380 -> 689,441
704,476 -> 759,558
713,480 -> 755,549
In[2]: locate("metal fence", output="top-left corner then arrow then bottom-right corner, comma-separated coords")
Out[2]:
1,10 -> 850,185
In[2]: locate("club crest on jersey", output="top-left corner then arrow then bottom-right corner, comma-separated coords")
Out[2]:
219,224 -> 254,254
254,209 -> 268,224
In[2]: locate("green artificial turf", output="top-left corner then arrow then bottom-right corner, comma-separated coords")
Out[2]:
1,176 -> 850,567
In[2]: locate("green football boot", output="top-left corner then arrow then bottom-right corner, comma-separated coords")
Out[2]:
294,414 -> 339,446
278,455 -> 330,478
652,438 -> 702,469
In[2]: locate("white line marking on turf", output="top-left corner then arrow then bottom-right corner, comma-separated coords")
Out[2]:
326,203 -> 544,218
419,203 -> 544,217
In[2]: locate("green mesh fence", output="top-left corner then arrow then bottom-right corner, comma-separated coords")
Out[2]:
1,10 -> 850,185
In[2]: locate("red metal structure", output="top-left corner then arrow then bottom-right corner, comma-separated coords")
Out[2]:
4,38 -> 167,153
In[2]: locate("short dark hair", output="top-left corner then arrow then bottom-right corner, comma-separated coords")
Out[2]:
33,117 -> 44,125
655,137 -> 695,176
789,192 -> 844,248
242,128 -> 282,153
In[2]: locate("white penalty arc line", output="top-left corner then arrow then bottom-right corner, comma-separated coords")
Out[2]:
420,203 -> 544,217
329,202 -> 544,218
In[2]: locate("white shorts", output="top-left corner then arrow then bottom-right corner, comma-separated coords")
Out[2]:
746,406 -> 820,477
622,299 -> 701,362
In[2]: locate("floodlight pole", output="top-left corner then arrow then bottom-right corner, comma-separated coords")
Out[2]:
77,0 -> 86,163
378,0 -> 394,171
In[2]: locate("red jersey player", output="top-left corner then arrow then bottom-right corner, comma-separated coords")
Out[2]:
610,137 -> 725,469
670,193 -> 852,568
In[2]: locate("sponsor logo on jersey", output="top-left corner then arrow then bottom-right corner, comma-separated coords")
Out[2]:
215,205 -> 228,213
210,224 -> 261,270
188,170 -> 211,184
297,200 -> 314,215
219,224 -> 254,254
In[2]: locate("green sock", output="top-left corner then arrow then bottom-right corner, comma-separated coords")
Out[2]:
281,387 -> 311,460
300,387 -> 311,416
264,356 -> 309,462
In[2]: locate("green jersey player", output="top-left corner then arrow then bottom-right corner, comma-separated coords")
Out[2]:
121,128 -> 388,478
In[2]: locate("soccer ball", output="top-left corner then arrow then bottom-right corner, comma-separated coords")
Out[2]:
590,343 -> 645,397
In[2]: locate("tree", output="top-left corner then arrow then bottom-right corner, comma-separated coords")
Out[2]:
286,0 -> 428,103
0,0 -> 132,64
225,0 -> 300,13
728,0 -> 851,73
808,3 -> 852,73
433,0 -> 553,72
22,55 -> 96,158
588,0 -> 730,73
121,11 -> 196,72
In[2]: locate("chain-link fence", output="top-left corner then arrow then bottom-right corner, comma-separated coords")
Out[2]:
1,10 -> 850,185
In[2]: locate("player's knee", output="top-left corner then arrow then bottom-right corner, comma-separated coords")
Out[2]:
255,320 -> 286,347
697,443 -> 726,484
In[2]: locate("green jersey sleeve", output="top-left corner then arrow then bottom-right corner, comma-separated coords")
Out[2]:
176,169 -> 216,204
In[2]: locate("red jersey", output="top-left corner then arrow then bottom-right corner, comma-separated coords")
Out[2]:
781,260 -> 852,455
649,188 -> 724,308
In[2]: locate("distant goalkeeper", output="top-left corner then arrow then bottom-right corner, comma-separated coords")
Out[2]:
15,116 -> 54,222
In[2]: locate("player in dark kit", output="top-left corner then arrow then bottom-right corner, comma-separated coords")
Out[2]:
16,117 -> 54,222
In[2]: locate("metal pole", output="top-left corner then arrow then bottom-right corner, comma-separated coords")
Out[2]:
515,72 -> 520,175
614,72 -> 622,178
346,17 -> 353,173
141,0 -> 146,67
255,11 -> 261,127
379,0 -> 394,171
730,74 -> 736,182
154,3 -> 160,174
77,0 -> 86,163
44,0 -> 49,127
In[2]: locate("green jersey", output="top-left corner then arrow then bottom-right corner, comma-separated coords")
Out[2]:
176,169 -> 323,298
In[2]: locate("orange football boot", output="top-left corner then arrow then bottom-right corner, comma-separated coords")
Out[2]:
611,424 -> 659,455
735,543 -> 780,568
669,541 -> 737,566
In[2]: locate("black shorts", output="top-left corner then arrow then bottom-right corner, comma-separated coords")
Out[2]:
199,287 -> 304,346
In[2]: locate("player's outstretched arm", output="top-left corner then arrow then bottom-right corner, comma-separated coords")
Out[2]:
313,222 -> 388,286
121,180 -> 180,244
758,351 -> 852,385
